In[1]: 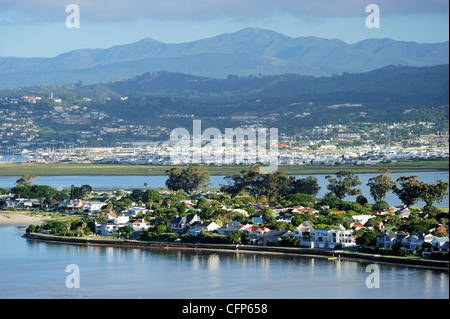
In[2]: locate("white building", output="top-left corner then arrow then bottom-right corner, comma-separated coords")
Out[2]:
127,206 -> 148,217
188,221 -> 220,236
309,228 -> 355,249
130,219 -> 151,232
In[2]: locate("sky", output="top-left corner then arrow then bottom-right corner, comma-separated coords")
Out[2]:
0,0 -> 448,57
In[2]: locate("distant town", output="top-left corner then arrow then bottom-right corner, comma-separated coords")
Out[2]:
0,94 -> 448,167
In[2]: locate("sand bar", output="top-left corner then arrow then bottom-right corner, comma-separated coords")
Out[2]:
0,213 -> 46,226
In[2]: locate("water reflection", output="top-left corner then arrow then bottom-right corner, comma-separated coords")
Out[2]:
4,227 -> 449,299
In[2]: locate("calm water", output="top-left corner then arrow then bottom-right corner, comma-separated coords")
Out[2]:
0,225 -> 448,299
0,171 -> 448,207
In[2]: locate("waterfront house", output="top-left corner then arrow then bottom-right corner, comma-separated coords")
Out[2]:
260,230 -> 293,245
171,216 -> 186,233
431,237 -> 449,252
402,233 -> 435,251
293,221 -> 314,241
95,214 -> 130,236
216,224 -> 249,236
170,214 -> 201,233
188,221 -> 220,236
244,227 -> 270,244
376,233 -> 400,249
131,219 -> 151,232
309,228 -> 355,249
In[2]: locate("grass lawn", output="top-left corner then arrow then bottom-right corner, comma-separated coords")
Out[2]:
0,160 -> 448,176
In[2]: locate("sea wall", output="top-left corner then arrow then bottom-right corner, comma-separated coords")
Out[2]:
23,233 -> 449,271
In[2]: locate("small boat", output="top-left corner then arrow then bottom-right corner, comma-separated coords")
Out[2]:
328,257 -> 338,260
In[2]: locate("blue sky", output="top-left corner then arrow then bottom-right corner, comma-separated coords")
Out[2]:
0,0 -> 448,57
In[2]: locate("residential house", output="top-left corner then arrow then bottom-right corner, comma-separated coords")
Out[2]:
260,230 -> 293,245
395,205 -> 410,219
216,224 -> 249,236
188,221 -> 220,236
309,228 -> 355,249
244,227 -> 270,244
171,216 -> 186,233
277,215 -> 293,224
58,199 -> 85,210
431,237 -> 449,252
293,221 -> 314,242
376,233 -> 402,249
130,219 -> 151,232
402,233 -> 435,251
83,201 -> 106,214
170,214 -> 201,233
95,215 -> 129,236
3,199 -> 39,209
352,214 -> 375,225
250,215 -> 265,225
127,206 -> 148,217
327,211 -> 346,218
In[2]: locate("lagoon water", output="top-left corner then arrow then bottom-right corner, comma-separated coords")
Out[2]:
0,171 -> 448,207
0,225 -> 448,299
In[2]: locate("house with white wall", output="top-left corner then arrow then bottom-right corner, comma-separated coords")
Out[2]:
188,221 -> 220,236
309,228 -> 355,249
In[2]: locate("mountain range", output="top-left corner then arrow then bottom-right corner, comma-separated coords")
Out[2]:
0,28 -> 448,88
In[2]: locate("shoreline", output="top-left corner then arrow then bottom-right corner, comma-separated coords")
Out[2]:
22,232 -> 449,271
0,213 -> 46,226
0,161 -> 448,176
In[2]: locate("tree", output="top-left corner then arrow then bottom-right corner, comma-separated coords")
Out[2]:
251,171 -> 291,201
15,174 -> 37,187
290,176 -> 321,197
356,195 -> 368,206
260,208 -> 276,225
95,213 -> 107,224
418,180 -> 449,211
230,230 -> 244,244
166,164 -> 210,194
367,168 -> 396,202
355,229 -> 378,247
372,200 -> 390,211
326,171 -> 362,200
119,226 -> 134,237
220,165 -> 260,198
392,176 -> 421,207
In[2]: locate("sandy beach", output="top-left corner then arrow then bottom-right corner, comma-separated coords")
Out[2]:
0,213 -> 46,226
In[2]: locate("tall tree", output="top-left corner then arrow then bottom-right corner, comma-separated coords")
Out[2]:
166,164 -> 210,194
367,167 -> 396,202
220,164 -> 260,198
392,176 -> 421,207
418,180 -> 449,210
325,171 -> 362,200
15,174 -> 37,187
290,176 -> 321,197
251,171 -> 291,201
